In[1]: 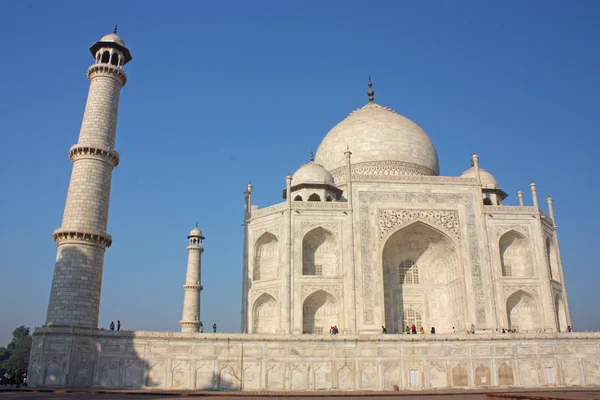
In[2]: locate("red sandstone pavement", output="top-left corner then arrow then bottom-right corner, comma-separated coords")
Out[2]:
1,388 -> 600,400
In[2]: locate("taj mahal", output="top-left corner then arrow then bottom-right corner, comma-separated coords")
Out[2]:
27,30 -> 600,391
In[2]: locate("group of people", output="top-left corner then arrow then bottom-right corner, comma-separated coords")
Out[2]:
198,322 -> 218,333
1,370 -> 26,388
329,326 -> 340,334
109,320 -> 121,331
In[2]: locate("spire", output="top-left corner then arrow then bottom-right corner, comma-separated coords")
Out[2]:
113,24 -> 118,34
367,75 -> 375,102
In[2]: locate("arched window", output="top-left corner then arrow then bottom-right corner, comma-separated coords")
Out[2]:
507,290 -> 538,332
101,51 -> 110,64
308,193 -> 321,202
402,308 -> 422,331
293,195 -> 303,201
302,228 -> 337,276
326,196 -> 332,202
253,293 -> 278,334
254,233 -> 279,281
302,290 -> 338,334
398,259 -> 419,284
110,53 -> 119,66
483,198 -> 493,205
499,231 -> 533,277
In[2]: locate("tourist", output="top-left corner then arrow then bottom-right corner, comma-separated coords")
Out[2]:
117,320 -> 121,331
405,325 -> 410,334
334,325 -> 338,334
411,324 -> 417,334
419,327 -> 425,334
212,323 -> 217,333
567,326 -> 572,332
502,328 -> 506,333
381,326 -> 387,334
110,321 -> 115,331
471,324 -> 476,334
199,321 -> 203,333
430,327 -> 436,334
452,326 -> 456,334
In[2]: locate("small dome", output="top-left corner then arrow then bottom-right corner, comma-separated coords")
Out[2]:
461,166 -> 498,188
188,227 -> 204,238
292,162 -> 336,186
315,102 -> 439,175
100,33 -> 125,47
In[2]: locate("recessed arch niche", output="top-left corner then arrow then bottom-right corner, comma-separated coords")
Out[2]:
499,231 -> 533,277
506,290 -> 539,332
382,221 -> 464,333
302,290 -> 339,334
253,232 -> 279,281
302,227 -> 337,276
252,293 -> 278,334
546,237 -> 560,281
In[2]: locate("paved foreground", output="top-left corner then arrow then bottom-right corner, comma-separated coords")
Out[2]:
1,388 -> 600,400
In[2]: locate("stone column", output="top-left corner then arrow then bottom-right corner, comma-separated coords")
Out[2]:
181,227 -> 205,332
517,189 -> 524,206
284,174 -> 293,333
46,30 -> 132,328
530,180 -> 539,209
344,148 -> 357,333
241,183 -> 252,333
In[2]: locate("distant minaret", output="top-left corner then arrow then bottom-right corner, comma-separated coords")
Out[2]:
180,226 -> 205,332
46,29 -> 132,328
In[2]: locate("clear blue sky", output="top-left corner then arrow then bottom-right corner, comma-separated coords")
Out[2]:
0,1 -> 599,345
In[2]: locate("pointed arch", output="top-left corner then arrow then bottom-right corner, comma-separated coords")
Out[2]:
307,193 -> 321,201
546,236 -> 560,281
302,289 -> 339,334
507,290 -> 539,332
253,232 -> 279,281
498,363 -> 514,386
382,221 -> 463,333
554,293 -> 567,332
302,227 -> 337,276
101,50 -> 110,63
252,293 -> 278,334
293,195 -> 303,201
452,364 -> 468,387
499,230 -> 533,277
475,364 -> 491,386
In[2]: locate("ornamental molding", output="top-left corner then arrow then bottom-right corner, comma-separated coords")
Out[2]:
494,225 -> 530,239
359,191 -> 486,326
379,209 -> 460,241
293,202 -> 348,210
250,203 -> 287,218
69,144 -> 120,167
87,64 -> 127,87
250,287 -> 279,305
301,285 -> 342,302
502,285 -> 539,300
483,205 -> 537,214
53,228 -> 112,248
299,221 -> 340,236
251,225 -> 280,242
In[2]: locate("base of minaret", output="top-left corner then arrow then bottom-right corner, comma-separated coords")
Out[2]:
179,321 -> 199,333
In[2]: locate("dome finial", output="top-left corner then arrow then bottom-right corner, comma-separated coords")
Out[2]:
310,150 -> 314,162
114,24 -> 118,34
367,75 -> 375,102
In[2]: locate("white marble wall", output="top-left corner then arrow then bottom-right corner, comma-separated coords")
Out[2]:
28,327 -> 600,390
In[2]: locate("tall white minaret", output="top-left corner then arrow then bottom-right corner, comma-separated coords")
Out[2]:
180,226 -> 205,332
46,28 -> 132,328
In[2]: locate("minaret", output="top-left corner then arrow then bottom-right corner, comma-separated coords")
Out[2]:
46,28 -> 132,328
180,226 -> 205,332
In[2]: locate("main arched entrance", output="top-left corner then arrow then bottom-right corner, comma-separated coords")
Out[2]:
382,221 -> 464,333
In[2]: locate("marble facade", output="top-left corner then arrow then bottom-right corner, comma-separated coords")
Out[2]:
28,327 -> 600,390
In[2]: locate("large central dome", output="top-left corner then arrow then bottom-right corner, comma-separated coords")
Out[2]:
314,99 -> 439,176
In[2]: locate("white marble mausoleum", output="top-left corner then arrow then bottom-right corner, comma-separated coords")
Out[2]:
28,30 -> 600,392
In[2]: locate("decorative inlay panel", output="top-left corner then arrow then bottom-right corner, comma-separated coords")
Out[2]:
252,226 -> 280,241
502,285 -> 539,300
299,222 -> 340,236
494,225 -> 530,239
301,285 -> 341,301
483,205 -> 537,213
359,191 -> 486,326
250,287 -> 279,305
251,203 -> 287,218
379,209 -> 459,241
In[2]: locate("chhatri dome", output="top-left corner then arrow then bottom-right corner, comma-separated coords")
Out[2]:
314,78 -> 439,176
291,159 -> 336,186
461,166 -> 499,188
